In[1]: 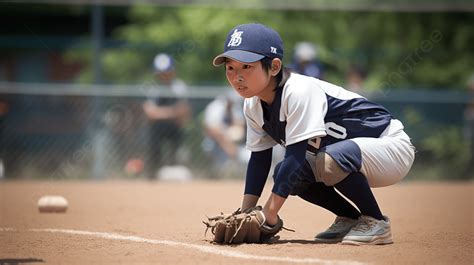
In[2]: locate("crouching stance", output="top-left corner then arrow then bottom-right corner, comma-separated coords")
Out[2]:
207,23 -> 415,245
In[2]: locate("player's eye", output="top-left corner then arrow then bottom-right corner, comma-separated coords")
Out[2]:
242,64 -> 252,69
226,65 -> 234,71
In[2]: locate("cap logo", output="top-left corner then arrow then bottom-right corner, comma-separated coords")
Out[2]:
270,46 -> 277,54
227,29 -> 243,47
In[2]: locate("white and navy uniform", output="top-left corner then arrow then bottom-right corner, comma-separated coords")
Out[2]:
244,73 -> 415,196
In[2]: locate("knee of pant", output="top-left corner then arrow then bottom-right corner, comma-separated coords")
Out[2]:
315,152 -> 349,186
272,161 -> 283,181
288,161 -> 316,196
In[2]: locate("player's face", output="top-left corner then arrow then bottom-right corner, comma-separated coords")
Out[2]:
225,59 -> 275,102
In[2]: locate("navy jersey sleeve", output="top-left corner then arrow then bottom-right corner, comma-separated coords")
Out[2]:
272,140 -> 308,198
244,148 -> 273,196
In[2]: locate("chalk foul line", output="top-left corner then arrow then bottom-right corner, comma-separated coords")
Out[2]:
0,227 -> 367,265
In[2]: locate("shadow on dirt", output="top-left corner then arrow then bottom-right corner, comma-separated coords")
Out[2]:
0,258 -> 44,265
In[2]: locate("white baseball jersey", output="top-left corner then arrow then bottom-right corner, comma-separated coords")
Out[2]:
244,73 -> 415,188
244,73 -> 392,153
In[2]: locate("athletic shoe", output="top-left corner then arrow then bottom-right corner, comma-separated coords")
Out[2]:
314,216 -> 359,243
341,215 -> 393,245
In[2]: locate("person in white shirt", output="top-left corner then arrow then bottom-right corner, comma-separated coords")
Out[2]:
212,23 -> 415,245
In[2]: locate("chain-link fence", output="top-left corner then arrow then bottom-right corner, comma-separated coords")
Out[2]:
0,82 -> 252,181
0,82 -> 472,181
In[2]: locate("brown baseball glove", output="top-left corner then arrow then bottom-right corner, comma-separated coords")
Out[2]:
203,206 -> 293,244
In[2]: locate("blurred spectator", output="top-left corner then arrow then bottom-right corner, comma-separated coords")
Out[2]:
464,74 -> 474,177
289,42 -> 324,79
202,92 -> 249,178
142,53 -> 191,179
346,64 -> 368,93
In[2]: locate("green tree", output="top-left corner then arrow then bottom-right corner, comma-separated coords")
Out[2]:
68,6 -> 473,90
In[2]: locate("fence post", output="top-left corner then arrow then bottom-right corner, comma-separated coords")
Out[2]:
91,4 -> 105,180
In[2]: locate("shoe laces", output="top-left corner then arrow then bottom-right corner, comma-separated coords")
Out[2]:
352,217 -> 378,233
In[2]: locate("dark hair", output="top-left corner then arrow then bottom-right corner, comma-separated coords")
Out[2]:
260,57 -> 291,91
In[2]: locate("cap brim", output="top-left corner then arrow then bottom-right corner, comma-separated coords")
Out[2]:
212,50 -> 265,66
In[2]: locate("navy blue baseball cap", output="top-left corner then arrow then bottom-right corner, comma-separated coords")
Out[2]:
213,23 -> 284,66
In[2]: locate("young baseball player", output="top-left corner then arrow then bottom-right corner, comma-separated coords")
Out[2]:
212,23 -> 415,245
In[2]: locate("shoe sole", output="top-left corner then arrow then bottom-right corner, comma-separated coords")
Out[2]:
341,231 -> 393,246
314,237 -> 343,244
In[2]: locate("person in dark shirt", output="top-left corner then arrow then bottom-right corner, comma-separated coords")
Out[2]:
142,53 -> 191,179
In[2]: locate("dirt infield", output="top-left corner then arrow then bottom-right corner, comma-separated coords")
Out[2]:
1,180 -> 473,265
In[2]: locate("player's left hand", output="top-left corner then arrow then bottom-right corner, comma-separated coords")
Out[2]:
203,206 -> 292,244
